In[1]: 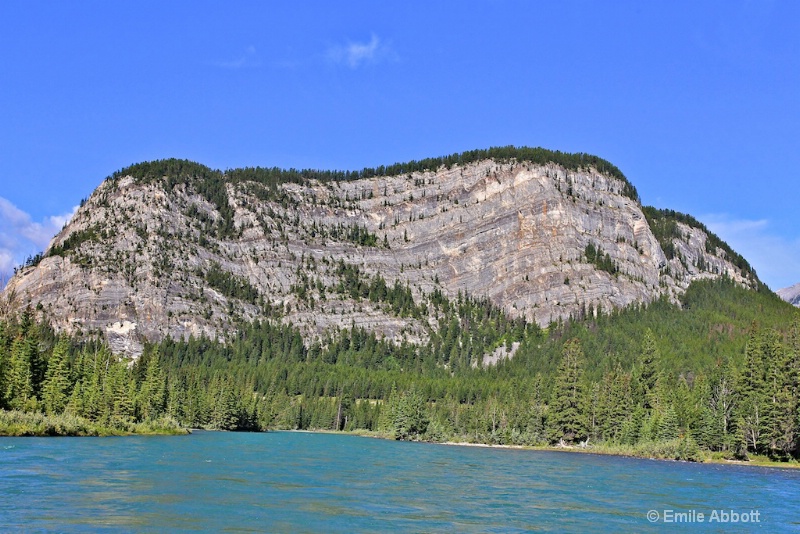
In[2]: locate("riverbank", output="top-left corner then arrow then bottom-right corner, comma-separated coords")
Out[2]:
5,415 -> 798,470
304,428 -> 800,470
281,429 -> 800,469
0,410 -> 189,436
435,438 -> 800,470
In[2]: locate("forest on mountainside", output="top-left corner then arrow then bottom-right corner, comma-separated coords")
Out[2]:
2,278 -> 799,464
0,147 -> 791,456
110,146 -> 635,199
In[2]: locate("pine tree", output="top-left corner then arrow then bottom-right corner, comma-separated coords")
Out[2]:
709,362 -> 738,451
384,386 -> 428,440
738,330 -> 768,453
584,382 -> 602,441
106,361 -> 134,426
6,336 -> 35,411
547,339 -> 587,444
600,363 -> 631,442
210,376 -> 239,430
41,338 -> 72,415
639,412 -> 660,443
26,325 -> 47,398
637,329 -> 661,411
762,328 -> 798,457
138,348 -> 166,421
690,374 -> 720,450
81,349 -> 106,422
757,330 -> 783,454
671,376 -> 693,430
0,326 -> 9,408
658,404 -> 680,441
618,406 -> 645,446
65,380 -> 85,418
379,384 -> 399,434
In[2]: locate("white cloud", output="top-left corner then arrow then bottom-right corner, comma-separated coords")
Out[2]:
702,213 -> 800,291
326,33 -> 394,69
0,250 -> 14,284
0,196 -> 77,286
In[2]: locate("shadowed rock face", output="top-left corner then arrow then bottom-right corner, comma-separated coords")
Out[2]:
1,159 -> 754,358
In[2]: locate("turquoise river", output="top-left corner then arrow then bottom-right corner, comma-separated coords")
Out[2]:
1,431 -> 799,532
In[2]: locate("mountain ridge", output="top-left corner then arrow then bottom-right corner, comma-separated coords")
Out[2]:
778,282 -> 800,307
1,147 -> 760,358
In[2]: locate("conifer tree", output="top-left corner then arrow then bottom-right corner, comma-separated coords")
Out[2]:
138,348 -> 167,421
547,339 -> 587,444
379,384 -> 399,434
6,336 -> 35,411
25,325 -> 47,398
0,327 -> 9,408
600,363 -> 631,442
690,374 -> 719,450
41,338 -> 71,415
708,362 -> 738,451
738,330 -> 768,453
637,329 -> 661,411
210,376 -> 239,430
384,386 -> 428,440
658,405 -> 680,441
106,360 -> 134,426
584,382 -> 602,441
66,380 -> 85,418
757,330 -> 783,453
81,349 -> 107,421
672,376 -> 695,433
619,406 -> 645,445
763,327 -> 798,457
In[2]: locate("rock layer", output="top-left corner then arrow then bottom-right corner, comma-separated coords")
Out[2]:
1,158 -> 755,357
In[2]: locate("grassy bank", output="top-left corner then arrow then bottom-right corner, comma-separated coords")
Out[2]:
0,410 -> 189,437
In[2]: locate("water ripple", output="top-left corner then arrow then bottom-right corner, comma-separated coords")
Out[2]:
1,431 -> 798,532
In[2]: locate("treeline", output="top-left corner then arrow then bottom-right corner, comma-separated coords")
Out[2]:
0,312 -> 267,434
2,278 -> 798,463
109,147 -> 632,189
514,277 -> 790,380
537,327 -> 799,460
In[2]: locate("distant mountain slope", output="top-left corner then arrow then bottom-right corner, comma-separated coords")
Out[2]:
778,283 -> 800,307
0,147 -> 760,357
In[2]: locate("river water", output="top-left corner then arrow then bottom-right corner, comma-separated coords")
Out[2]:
1,430 -> 798,532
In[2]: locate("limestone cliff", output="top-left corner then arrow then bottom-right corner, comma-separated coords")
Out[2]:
0,151 -> 758,357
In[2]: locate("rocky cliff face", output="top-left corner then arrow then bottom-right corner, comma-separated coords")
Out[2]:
0,156 -> 757,357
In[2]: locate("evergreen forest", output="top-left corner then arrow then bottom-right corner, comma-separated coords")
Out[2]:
2,278 -> 799,464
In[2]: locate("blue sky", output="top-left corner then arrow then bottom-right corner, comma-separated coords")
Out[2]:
1,1 -> 798,290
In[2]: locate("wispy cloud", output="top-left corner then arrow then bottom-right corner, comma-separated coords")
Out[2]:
213,45 -> 260,69
326,33 -> 395,69
0,197 -> 77,286
702,213 -> 800,291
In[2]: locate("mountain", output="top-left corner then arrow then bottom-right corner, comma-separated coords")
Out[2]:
0,147 -> 760,358
778,283 -> 800,307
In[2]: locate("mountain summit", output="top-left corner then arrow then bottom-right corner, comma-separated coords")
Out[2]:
778,283 -> 800,307
1,147 -> 759,357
